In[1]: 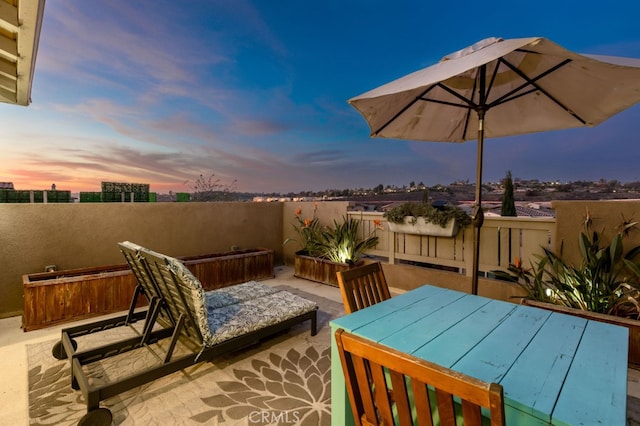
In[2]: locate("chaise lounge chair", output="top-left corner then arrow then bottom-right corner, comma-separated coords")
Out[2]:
56,242 -> 318,425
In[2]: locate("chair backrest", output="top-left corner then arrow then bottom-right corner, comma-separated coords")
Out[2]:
119,241 -> 175,326
336,262 -> 391,314
119,241 -> 158,299
335,328 -> 506,426
132,244 -> 211,346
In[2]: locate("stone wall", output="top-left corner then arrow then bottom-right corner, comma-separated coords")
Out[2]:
552,200 -> 640,266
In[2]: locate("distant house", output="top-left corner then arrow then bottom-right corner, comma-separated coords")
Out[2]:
0,182 -> 14,190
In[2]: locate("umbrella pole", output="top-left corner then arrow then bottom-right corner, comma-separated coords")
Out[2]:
471,110 -> 485,295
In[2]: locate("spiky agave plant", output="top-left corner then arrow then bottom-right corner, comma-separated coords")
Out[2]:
495,220 -> 640,319
319,217 -> 378,264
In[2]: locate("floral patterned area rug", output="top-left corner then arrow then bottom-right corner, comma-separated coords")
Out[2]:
27,286 -> 344,425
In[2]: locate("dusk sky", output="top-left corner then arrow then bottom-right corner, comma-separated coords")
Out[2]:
1,0 -> 640,194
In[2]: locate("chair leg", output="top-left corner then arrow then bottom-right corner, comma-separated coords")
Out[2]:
78,407 -> 112,426
51,338 -> 77,360
164,314 -> 186,363
124,285 -> 145,325
311,310 -> 318,336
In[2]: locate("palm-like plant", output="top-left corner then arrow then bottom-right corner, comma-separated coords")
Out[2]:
494,253 -> 556,303
495,221 -> 640,318
319,217 -> 379,264
554,227 -> 640,316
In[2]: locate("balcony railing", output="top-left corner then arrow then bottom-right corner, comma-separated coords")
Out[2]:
347,211 -> 555,277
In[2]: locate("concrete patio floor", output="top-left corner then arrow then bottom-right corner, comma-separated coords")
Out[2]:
1,265 -> 639,424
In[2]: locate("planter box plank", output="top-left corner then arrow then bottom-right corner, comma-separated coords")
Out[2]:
26,285 -> 46,329
66,281 -> 84,319
22,248 -> 274,331
294,253 -> 354,287
182,248 -> 274,291
45,283 -> 63,324
23,266 -> 138,332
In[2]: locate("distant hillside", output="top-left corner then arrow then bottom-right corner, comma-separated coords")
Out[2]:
338,185 -> 640,205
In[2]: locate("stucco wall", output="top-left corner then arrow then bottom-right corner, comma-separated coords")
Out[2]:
0,202 -> 283,317
552,200 -> 640,266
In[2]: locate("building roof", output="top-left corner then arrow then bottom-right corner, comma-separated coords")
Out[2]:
485,204 -> 556,218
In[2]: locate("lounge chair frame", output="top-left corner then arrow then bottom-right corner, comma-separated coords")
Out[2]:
57,242 -> 317,425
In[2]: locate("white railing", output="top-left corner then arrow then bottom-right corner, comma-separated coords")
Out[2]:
347,211 -> 555,277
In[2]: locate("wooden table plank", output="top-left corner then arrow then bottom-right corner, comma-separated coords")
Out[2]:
412,298 -> 517,367
378,292 -> 490,353
331,284 -> 442,333
552,320 -> 628,426
499,310 -> 587,422
452,304 -> 552,382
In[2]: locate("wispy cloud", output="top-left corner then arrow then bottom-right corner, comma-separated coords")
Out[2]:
3,1 -> 640,194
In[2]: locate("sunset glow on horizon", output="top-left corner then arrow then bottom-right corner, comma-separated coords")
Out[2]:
2,1 -> 640,194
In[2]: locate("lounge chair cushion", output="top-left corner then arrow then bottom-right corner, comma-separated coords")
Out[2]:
205,291 -> 317,345
164,256 -> 317,347
205,281 -> 279,309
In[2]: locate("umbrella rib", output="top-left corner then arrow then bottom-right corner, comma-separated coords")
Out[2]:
435,82 -> 478,109
488,57 -> 566,105
463,70 -> 482,139
492,87 -> 539,104
419,98 -> 470,109
483,61 -> 501,107
430,81 -> 479,140
371,85 -> 438,135
489,58 -> 587,125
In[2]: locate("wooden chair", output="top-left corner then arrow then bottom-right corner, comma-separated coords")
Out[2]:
335,328 -> 506,426
336,261 -> 392,314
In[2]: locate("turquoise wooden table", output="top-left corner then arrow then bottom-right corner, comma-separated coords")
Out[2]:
330,285 -> 628,425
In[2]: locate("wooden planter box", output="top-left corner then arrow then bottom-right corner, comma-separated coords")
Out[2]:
523,299 -> 640,367
22,248 -> 274,331
294,252 -> 359,287
387,216 -> 458,237
181,247 -> 274,291
23,264 -> 141,332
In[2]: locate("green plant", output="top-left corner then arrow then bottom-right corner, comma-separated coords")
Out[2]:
494,220 -> 640,319
493,254 -> 556,303
284,209 -> 379,264
319,216 -> 379,264
283,206 -> 324,257
383,202 -> 471,228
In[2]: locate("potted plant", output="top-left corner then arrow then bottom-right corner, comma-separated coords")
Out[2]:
493,219 -> 640,365
318,216 -> 379,264
285,208 -> 379,286
383,201 -> 471,237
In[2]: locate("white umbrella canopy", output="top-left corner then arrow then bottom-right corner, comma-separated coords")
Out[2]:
349,36 -> 640,294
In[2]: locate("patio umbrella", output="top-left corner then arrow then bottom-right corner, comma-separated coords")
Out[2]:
348,36 -> 640,295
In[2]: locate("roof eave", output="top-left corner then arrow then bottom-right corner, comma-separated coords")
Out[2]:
0,0 -> 46,107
